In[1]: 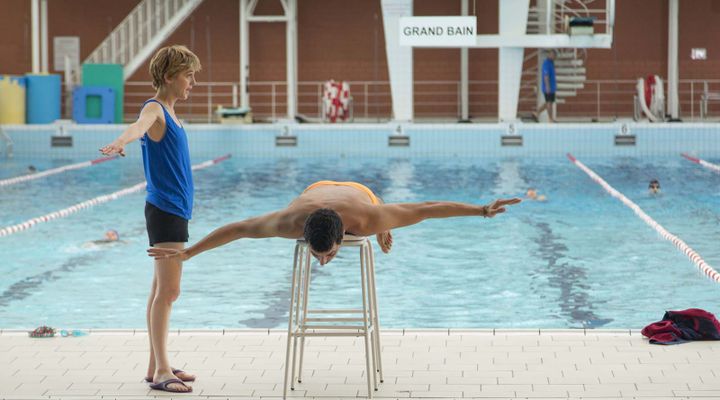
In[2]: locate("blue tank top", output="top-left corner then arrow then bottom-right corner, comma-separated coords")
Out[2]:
140,99 -> 194,220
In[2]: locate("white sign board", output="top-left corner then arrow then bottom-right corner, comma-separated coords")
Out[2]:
53,36 -> 80,71
399,16 -> 476,47
691,48 -> 707,60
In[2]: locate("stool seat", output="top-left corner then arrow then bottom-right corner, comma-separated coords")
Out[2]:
283,236 -> 383,398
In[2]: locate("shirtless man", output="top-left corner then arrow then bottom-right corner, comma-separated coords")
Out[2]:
148,180 -> 521,265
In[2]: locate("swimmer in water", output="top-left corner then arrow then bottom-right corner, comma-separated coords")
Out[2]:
526,188 -> 547,202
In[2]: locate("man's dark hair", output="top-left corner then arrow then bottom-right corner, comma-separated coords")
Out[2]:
303,208 -> 344,252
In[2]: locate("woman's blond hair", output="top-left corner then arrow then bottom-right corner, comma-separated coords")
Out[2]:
149,45 -> 201,90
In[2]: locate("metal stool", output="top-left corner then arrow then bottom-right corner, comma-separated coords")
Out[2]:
283,236 -> 383,399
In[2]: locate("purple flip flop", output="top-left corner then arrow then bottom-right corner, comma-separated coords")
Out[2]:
149,378 -> 192,393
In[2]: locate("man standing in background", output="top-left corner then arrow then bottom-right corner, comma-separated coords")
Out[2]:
533,49 -> 557,123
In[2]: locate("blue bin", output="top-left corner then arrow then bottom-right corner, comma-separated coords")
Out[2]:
73,86 -> 116,124
25,74 -> 61,124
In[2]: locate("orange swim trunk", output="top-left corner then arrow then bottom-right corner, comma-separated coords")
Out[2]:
303,181 -> 380,205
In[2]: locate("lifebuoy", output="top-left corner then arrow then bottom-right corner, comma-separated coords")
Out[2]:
636,75 -> 665,122
323,80 -> 351,122
644,75 -> 655,109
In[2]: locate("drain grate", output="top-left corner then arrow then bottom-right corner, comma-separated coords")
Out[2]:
614,135 -> 636,146
51,136 -> 73,147
275,136 -> 297,147
388,135 -> 410,147
501,135 -> 523,146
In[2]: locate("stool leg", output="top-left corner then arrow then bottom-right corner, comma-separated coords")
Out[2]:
290,245 -> 307,390
297,249 -> 313,383
359,244 -> 374,398
363,244 -> 378,390
284,244 -> 301,399
368,243 -> 384,383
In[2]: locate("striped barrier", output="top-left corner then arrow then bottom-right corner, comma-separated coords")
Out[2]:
567,153 -> 720,284
681,153 -> 720,173
0,156 -> 118,187
0,154 -> 231,238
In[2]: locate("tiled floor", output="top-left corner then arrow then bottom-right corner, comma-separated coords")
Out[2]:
0,328 -> 718,399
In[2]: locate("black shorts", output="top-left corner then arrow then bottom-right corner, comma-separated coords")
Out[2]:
145,202 -> 189,246
544,92 -> 556,102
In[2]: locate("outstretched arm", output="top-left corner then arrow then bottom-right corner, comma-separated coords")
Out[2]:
361,198 -> 521,235
99,102 -> 161,156
147,210 -> 300,261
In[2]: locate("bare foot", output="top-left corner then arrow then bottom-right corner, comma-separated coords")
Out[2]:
376,231 -> 393,253
173,369 -> 196,382
146,368 -> 195,382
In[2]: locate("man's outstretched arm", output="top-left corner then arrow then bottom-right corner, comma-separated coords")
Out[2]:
147,210 -> 300,261
361,198 -> 521,235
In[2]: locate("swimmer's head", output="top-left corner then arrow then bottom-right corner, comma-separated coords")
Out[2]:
303,208 -> 343,265
526,188 -> 538,199
27,165 -> 37,173
648,179 -> 660,194
105,229 -> 119,242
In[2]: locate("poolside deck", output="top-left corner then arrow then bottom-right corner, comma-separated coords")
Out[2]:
1,328 -> 718,399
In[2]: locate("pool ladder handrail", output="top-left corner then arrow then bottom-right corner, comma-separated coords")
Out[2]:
0,126 -> 13,158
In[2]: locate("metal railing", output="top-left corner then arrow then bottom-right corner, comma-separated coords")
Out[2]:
59,79 -> 720,123
529,0 -> 613,35
0,126 -> 13,158
84,0 -> 203,79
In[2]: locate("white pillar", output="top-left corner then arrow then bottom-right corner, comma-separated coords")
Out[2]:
40,0 -> 48,73
498,0 -> 529,121
668,0 -> 680,119
240,0 -> 250,108
31,0 -> 40,73
381,0 -> 414,121
286,0 -> 297,119
460,0 -> 469,121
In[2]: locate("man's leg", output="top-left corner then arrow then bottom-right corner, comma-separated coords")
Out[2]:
534,102 -> 547,121
548,101 -> 556,122
149,242 -> 191,392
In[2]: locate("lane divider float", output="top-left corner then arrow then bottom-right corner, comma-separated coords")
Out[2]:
0,154 -> 231,237
681,153 -> 720,174
567,153 -> 720,284
0,155 -> 118,187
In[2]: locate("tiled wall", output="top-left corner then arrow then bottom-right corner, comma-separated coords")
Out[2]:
2,123 -> 719,160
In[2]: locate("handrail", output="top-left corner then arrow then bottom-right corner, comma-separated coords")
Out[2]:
89,78 -> 720,122
0,126 -> 13,158
86,0 -> 151,64
84,0 -> 201,78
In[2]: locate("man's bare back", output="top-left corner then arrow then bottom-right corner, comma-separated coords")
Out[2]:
283,184 -> 393,251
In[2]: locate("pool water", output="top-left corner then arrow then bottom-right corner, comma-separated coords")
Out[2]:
1,155 -> 719,329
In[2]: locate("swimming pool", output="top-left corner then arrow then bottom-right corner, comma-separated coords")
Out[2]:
1,149 -> 719,329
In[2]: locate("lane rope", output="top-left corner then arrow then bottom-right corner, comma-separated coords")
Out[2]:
681,153 -> 720,173
0,154 -> 231,237
0,156 -> 118,187
567,153 -> 720,284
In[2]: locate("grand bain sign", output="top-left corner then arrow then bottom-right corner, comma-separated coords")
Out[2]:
399,16 -> 476,47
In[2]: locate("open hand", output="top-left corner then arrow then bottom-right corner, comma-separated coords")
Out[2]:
147,247 -> 189,261
483,198 -> 522,218
100,141 -> 126,157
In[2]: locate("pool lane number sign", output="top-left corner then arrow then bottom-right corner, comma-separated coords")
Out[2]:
400,17 -> 476,47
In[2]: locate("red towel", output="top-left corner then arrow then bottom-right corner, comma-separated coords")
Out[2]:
642,308 -> 720,345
